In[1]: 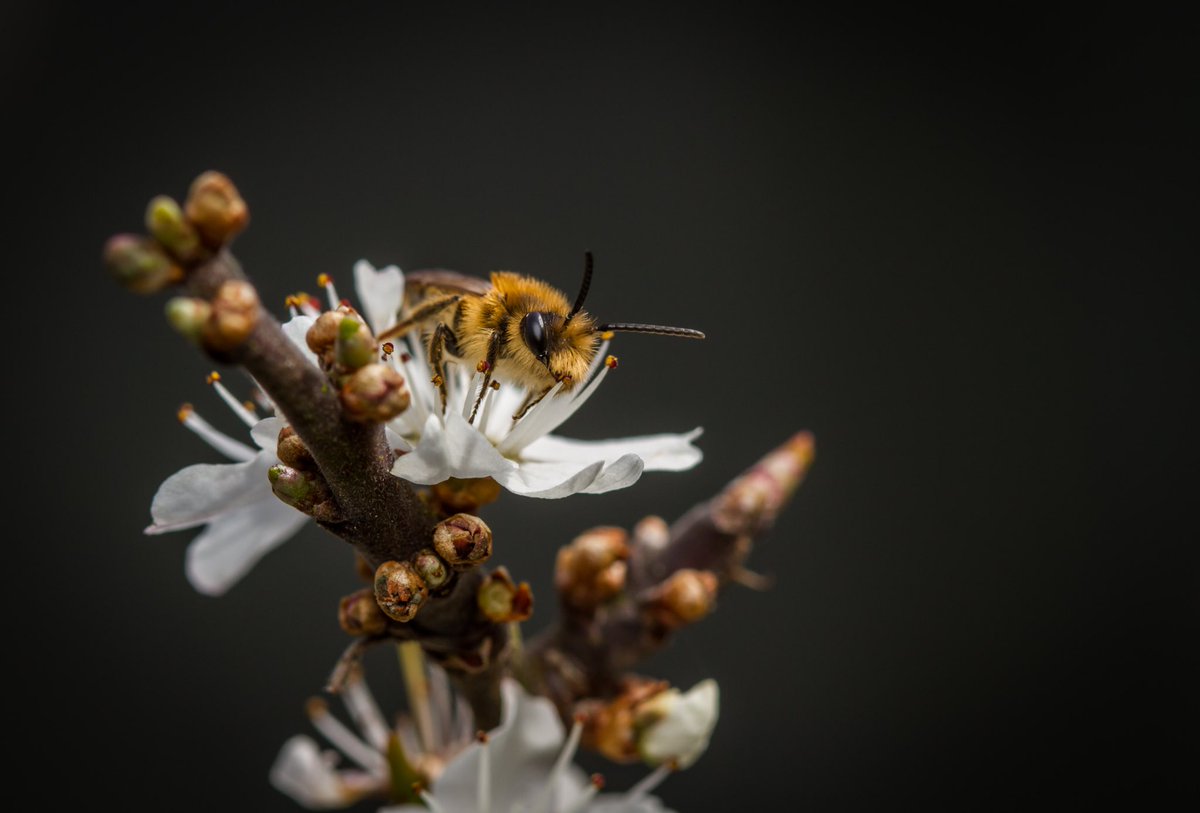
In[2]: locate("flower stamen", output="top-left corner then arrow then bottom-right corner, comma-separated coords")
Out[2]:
176,403 -> 256,462
526,714 -> 584,813
207,371 -> 259,428
341,672 -> 390,752
624,759 -> 677,801
477,730 -> 491,813
317,273 -> 340,310
305,697 -> 389,777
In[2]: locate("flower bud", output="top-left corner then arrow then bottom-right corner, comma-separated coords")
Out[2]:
580,678 -> 668,763
338,587 -> 388,637
145,195 -> 202,262
643,569 -> 718,630
164,296 -> 212,342
268,464 -> 337,521
712,431 -> 815,536
555,527 -> 629,612
411,548 -> 451,592
340,363 -> 410,422
104,234 -> 182,293
185,171 -> 249,247
374,560 -> 428,623
306,308 -> 346,356
635,679 -> 720,768
203,279 -> 260,351
276,425 -> 314,470
432,513 -> 493,571
430,477 -> 502,513
477,567 -> 533,623
335,316 -> 377,371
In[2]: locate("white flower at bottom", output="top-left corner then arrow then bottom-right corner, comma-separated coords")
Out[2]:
351,260 -> 704,499
384,678 -> 678,813
272,668 -> 681,813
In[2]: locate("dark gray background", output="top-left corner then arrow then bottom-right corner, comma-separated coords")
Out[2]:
8,3 -> 1196,810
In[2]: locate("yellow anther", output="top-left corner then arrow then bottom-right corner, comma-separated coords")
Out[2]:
600,330 -> 615,341
605,355 -> 619,369
490,380 -> 501,390
176,403 -> 194,422
206,371 -> 221,384
316,273 -> 332,287
431,374 -> 444,387
476,360 -> 491,373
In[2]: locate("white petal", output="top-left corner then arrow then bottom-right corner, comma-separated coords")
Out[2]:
589,797 -> 676,813
390,412 -> 516,485
250,416 -> 287,452
145,453 -> 275,534
268,735 -> 349,810
495,458 -> 611,499
522,428 -> 704,471
432,678 -> 585,810
281,314 -> 320,366
353,259 -> 405,336
184,494 -> 308,595
638,680 -> 720,769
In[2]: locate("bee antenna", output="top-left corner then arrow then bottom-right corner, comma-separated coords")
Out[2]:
564,250 -> 593,325
596,322 -> 706,340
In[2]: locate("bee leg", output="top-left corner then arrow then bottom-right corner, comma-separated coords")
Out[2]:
377,294 -> 461,341
468,331 -> 503,425
511,384 -> 555,422
428,322 -> 453,411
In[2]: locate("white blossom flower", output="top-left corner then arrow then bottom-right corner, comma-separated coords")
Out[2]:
352,260 -> 704,498
143,391 -> 307,596
636,680 -> 720,769
271,665 -> 684,813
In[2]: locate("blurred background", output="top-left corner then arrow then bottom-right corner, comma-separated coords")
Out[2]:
7,2 -> 1195,809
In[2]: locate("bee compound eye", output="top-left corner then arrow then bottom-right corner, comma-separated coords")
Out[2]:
521,312 -> 552,363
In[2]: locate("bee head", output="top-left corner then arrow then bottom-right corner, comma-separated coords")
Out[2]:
519,311 -> 555,366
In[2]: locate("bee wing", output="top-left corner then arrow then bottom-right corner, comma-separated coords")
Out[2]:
406,269 -> 493,297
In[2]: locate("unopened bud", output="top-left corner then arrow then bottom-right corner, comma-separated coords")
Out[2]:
712,431 -> 815,536
104,234 -> 182,293
633,515 -> 669,551
430,477 -> 502,513
164,296 -> 212,341
338,587 -> 388,637
202,279 -> 259,351
432,513 -> 493,570
477,567 -> 533,623
336,316 -> 377,370
268,464 -> 337,521
581,678 -> 668,763
556,527 -> 629,611
374,560 -> 428,622
185,171 -> 249,247
306,308 -> 346,356
276,425 -> 314,470
635,679 -> 720,768
145,195 -> 202,262
340,363 -> 410,422
644,569 -> 717,630
411,548 -> 451,592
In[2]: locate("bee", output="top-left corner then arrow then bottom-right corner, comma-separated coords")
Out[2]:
377,252 -> 704,423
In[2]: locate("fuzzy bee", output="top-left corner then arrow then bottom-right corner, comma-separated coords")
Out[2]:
378,252 -> 704,423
